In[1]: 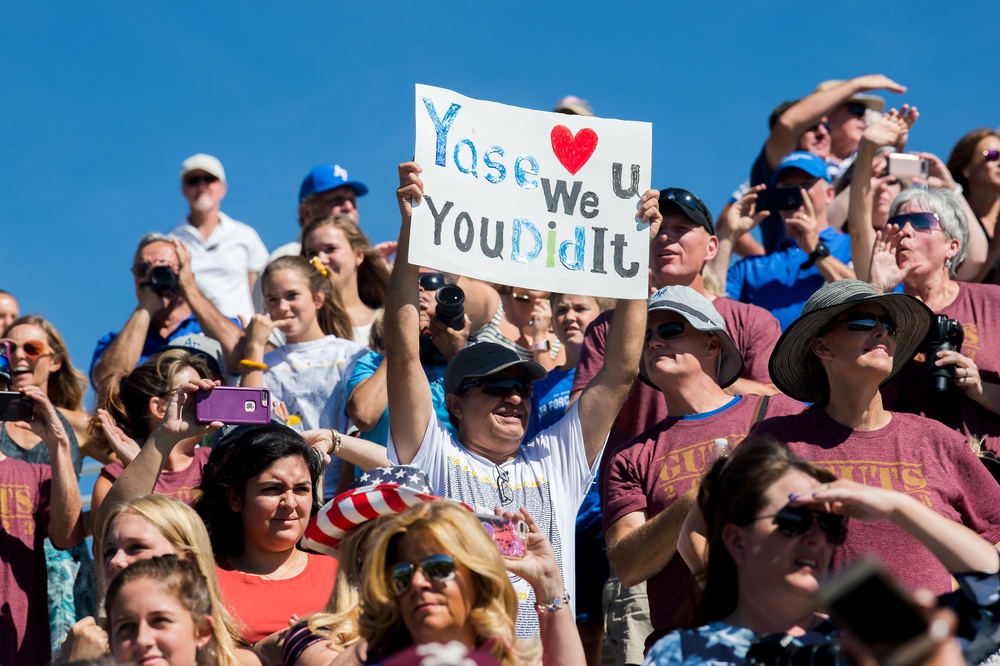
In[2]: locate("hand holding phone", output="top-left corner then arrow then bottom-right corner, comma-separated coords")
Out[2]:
478,514 -> 528,558
755,186 -> 805,212
194,386 -> 271,425
887,153 -> 930,179
0,391 -> 34,422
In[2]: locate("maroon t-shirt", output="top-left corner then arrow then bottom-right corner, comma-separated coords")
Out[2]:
100,446 -> 211,506
603,393 -> 804,639
0,457 -> 52,665
753,408 -> 1000,594
883,282 -> 1000,454
573,301 -> 782,495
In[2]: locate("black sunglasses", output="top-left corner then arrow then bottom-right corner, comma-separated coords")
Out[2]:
495,464 -> 514,505
844,102 -> 868,118
805,120 -> 832,134
389,553 -> 457,595
887,212 -> 940,233
184,174 -> 219,187
759,505 -> 848,545
659,188 -> 713,232
643,321 -> 686,345
458,376 -> 533,398
983,150 -> 1000,163
418,273 -> 447,291
829,311 -> 897,337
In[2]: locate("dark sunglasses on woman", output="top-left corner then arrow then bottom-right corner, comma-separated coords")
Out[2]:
389,553 -> 457,595
758,504 -> 848,545
886,211 -> 941,233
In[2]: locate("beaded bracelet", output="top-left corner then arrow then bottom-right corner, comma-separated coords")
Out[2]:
534,591 -> 570,615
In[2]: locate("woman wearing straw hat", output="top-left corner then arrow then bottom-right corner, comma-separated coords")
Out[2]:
752,279 -> 1000,596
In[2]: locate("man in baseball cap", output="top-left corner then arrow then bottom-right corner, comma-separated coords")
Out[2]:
298,163 -> 369,226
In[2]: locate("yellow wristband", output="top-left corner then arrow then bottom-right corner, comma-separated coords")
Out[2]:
239,359 -> 267,371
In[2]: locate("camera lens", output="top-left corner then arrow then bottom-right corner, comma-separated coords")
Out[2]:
147,266 -> 179,296
435,285 -> 466,330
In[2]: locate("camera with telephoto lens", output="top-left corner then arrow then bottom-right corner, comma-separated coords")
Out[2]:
924,315 -> 964,392
745,633 -> 846,666
147,266 -> 179,296
435,285 -> 466,330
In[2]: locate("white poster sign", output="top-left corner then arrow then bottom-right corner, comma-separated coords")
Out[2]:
409,84 -> 652,299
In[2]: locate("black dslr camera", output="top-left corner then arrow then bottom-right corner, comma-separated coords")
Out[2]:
418,273 -> 466,366
146,266 -> 179,296
924,315 -> 964,392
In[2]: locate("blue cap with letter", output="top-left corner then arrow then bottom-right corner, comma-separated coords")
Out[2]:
299,164 -> 369,202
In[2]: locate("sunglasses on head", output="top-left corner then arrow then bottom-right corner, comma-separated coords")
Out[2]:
659,188 -> 713,228
761,504 -> 848,545
844,102 -> 868,118
389,553 -> 457,595
829,311 -> 897,336
983,149 -> 1000,163
458,376 -> 533,398
643,321 -> 687,345
886,211 -> 941,233
0,338 -> 49,358
184,174 -> 219,187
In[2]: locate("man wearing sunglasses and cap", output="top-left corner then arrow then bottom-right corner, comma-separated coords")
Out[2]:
385,162 -> 654,638
715,151 -> 856,330
168,153 -> 270,324
601,286 -> 802,652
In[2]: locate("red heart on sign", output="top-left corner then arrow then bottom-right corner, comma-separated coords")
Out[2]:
550,125 -> 598,175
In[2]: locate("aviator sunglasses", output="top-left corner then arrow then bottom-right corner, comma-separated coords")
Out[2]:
0,338 -> 50,358
827,312 -> 897,337
389,553 -> 457,595
757,504 -> 848,545
643,321 -> 687,345
458,376 -> 533,398
886,212 -> 941,233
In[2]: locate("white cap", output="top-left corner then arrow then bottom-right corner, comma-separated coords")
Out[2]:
180,153 -> 226,183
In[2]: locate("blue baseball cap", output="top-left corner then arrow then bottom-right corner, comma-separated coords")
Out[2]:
299,164 -> 369,202
772,151 -> 833,185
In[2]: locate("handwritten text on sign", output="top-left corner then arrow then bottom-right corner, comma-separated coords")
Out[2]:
409,84 -> 652,299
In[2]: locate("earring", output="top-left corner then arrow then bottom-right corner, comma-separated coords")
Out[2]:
944,258 -> 953,268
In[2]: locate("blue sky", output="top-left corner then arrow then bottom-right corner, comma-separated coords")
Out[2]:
2,1 -> 997,406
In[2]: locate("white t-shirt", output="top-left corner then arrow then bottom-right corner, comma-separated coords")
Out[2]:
263,335 -> 366,492
388,402 -> 598,638
170,212 -> 270,322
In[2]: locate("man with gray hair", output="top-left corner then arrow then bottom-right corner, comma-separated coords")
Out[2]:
90,232 -> 242,389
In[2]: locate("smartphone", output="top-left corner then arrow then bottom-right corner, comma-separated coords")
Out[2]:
0,391 -> 33,422
194,386 -> 271,425
887,153 -> 930,179
755,186 -> 804,212
477,514 -> 528,558
817,557 -> 934,666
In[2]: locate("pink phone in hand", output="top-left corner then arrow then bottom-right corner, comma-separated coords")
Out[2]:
194,386 -> 271,425
478,514 -> 528,558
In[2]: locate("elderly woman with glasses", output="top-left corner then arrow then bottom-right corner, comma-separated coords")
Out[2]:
717,280 -> 1000,598
650,436 -> 1000,666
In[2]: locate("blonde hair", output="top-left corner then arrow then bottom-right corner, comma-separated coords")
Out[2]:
262,255 -> 354,340
301,214 -> 389,311
100,496 -> 246,663
4,315 -> 86,410
359,501 -> 536,666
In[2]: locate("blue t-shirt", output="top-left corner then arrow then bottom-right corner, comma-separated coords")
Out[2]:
644,620 -> 840,666
725,226 -> 853,330
527,367 -> 601,533
89,315 -> 241,388
345,351 -> 455,479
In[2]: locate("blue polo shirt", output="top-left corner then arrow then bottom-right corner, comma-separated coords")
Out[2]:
726,226 -> 853,330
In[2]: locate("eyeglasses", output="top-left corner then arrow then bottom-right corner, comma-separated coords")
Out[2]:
495,464 -> 514,506
757,505 -> 848,545
184,174 -> 219,187
457,376 -> 533,399
805,120 -> 832,134
844,102 -> 868,118
829,312 -> 897,337
643,321 -> 687,345
886,212 -> 941,233
388,553 -> 457,595
0,338 -> 50,358
983,150 -> 1000,163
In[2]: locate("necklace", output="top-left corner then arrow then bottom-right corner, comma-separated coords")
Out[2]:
233,549 -> 303,581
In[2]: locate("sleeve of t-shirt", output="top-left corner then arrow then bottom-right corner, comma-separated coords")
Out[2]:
90,331 -> 117,387
741,306 -> 781,383
601,438 -> 648,533
749,144 -> 773,187
530,402 -> 596,506
572,311 -> 613,395
246,228 -> 271,273
387,414 -> 452,493
725,259 -> 747,302
345,351 -> 384,418
942,431 -> 1000,544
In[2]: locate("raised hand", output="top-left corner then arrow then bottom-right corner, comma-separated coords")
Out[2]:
149,380 -> 222,448
868,224 -> 910,293
13,385 -> 70,449
397,162 -> 424,218
96,408 -> 141,465
495,505 -> 564,598
722,185 -> 769,239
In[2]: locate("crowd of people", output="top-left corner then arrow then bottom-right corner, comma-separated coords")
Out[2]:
2,81 -> 1000,666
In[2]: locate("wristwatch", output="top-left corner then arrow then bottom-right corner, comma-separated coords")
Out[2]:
800,242 -> 831,270
530,339 -> 550,352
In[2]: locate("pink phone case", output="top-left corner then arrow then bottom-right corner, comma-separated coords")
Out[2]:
195,387 -> 271,425
477,514 -> 528,558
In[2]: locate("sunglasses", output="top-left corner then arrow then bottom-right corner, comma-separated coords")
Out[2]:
495,464 -> 514,506
659,188 -> 713,231
643,321 -> 687,345
458,376 -> 533,399
389,553 -> 457,595
760,505 -> 848,545
418,273 -> 447,292
983,150 -> 1000,163
829,311 -> 897,337
844,102 -> 868,118
805,120 -> 832,134
184,174 -> 219,187
0,338 -> 50,358
886,212 -> 941,233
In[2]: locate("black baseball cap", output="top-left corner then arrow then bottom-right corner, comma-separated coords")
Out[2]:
658,188 -> 715,235
443,343 -> 547,394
